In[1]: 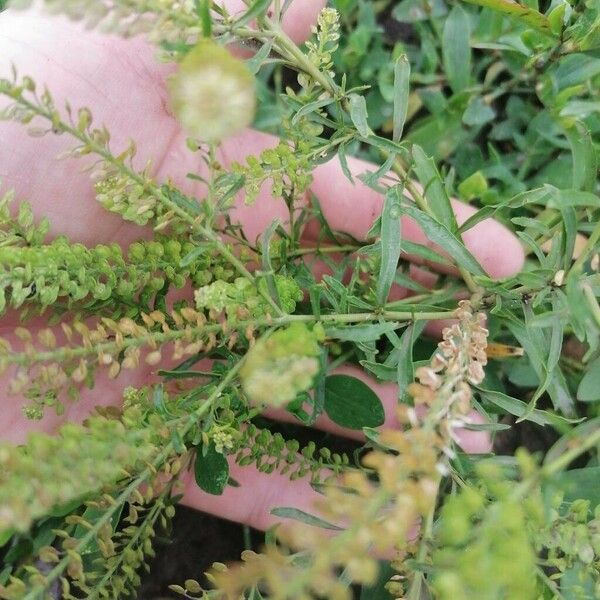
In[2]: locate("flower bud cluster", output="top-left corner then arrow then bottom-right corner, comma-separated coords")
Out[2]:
195,275 -> 303,320
231,141 -> 314,205
0,233 -> 216,317
302,8 -> 341,85
408,300 -> 488,446
0,411 -> 159,536
240,323 -> 322,407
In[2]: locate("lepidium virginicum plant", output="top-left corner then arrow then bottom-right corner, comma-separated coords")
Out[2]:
0,0 -> 599,598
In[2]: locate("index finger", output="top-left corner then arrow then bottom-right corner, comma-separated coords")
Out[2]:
307,155 -> 525,280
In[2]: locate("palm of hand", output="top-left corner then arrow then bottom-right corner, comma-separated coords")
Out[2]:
0,2 -> 523,529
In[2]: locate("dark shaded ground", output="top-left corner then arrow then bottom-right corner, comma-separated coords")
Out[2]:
139,509 -> 258,599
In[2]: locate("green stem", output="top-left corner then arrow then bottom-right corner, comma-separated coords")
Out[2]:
2,310 -> 456,367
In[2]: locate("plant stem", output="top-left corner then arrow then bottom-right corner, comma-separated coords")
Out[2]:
2,310 -> 456,367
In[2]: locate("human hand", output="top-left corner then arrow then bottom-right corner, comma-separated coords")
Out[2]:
0,0 -> 524,531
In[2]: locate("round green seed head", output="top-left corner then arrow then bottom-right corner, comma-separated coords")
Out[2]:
169,40 -> 256,142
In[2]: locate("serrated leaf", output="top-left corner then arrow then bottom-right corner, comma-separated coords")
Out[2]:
326,322 -> 401,343
392,0 -> 447,22
233,0 -> 271,27
478,388 -> 568,427
545,467 -> 600,505
324,375 -> 385,430
194,442 -> 229,495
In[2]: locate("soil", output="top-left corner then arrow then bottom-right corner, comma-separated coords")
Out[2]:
139,509 -> 258,599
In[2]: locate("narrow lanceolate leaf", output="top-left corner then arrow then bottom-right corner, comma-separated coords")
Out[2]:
564,120 -> 598,192
400,203 -> 486,275
412,145 -> 457,232
233,0 -> 271,27
392,55 -> 411,142
376,187 -> 402,305
442,5 -> 471,93
577,357 -> 600,402
349,93 -> 372,138
477,389 -> 566,427
460,0 -> 554,35
270,507 -> 343,531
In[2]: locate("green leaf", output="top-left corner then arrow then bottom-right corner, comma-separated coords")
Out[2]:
392,55 -> 410,142
246,40 -> 274,74
233,0 -> 271,27
577,358 -> 600,402
412,145 -> 458,232
392,0 -> 447,22
194,442 -> 230,495
506,311 -> 575,416
401,203 -> 485,275
458,171 -> 488,202
442,5 -> 471,94
564,120 -> 598,192
324,375 -> 385,430
349,93 -> 372,138
478,388 -> 568,427
291,97 -> 335,126
462,97 -> 495,126
460,0 -> 554,34
376,187 -> 402,305
545,467 -> 600,505
180,245 -> 208,267
270,507 -> 343,531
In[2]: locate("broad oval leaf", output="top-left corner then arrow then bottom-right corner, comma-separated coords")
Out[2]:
194,442 -> 230,495
324,374 -> 385,430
